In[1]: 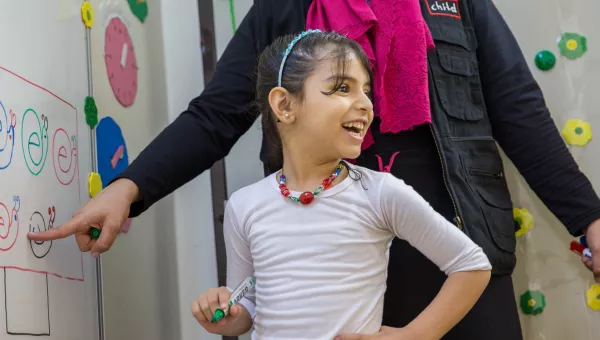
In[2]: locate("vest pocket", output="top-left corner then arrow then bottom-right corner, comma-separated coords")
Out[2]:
469,171 -> 517,253
431,48 -> 486,122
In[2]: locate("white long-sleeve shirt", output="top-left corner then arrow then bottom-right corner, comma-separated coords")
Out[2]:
224,165 -> 491,339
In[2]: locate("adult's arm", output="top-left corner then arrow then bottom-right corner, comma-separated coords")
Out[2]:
471,0 -> 600,236
113,6 -> 262,217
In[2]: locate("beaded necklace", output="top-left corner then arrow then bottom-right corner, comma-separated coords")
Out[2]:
278,162 -> 344,205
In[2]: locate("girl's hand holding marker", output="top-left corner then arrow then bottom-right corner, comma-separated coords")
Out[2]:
191,287 -> 242,331
191,277 -> 255,336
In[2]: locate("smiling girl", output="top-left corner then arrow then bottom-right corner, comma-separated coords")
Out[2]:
191,30 -> 492,340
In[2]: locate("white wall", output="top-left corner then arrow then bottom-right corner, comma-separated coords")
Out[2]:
96,0 -> 219,339
212,0 -> 264,197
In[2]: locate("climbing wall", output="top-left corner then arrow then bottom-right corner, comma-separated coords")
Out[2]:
493,0 -> 600,338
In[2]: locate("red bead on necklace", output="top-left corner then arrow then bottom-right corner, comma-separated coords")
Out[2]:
278,162 -> 344,205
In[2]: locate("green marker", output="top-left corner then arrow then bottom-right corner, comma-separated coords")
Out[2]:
89,227 -> 101,240
211,276 -> 255,323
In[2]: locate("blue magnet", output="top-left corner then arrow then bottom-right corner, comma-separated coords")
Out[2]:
96,117 -> 129,188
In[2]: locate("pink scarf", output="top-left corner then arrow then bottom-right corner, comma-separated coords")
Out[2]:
306,0 -> 435,150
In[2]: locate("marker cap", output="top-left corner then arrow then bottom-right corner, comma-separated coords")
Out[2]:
89,227 -> 101,240
211,309 -> 225,323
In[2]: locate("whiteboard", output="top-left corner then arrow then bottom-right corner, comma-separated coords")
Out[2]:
0,1 -> 101,339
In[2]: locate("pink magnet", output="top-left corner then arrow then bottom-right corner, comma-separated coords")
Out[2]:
111,145 -> 124,169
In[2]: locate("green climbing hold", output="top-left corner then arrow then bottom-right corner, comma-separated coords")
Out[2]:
520,290 -> 546,315
84,96 -> 99,129
575,127 -> 583,135
127,0 -> 148,23
534,50 -> 556,71
558,32 -> 587,60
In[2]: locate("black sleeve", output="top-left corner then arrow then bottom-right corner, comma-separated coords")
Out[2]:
113,5 -> 261,217
471,0 -> 600,236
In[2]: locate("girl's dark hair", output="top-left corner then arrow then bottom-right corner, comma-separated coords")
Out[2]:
255,31 -> 373,172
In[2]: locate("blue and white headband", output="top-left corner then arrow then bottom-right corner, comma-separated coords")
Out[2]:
277,29 -> 322,87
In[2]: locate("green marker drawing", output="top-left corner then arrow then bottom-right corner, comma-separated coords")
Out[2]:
21,108 -> 49,176
211,276 -> 255,323
229,0 -> 236,33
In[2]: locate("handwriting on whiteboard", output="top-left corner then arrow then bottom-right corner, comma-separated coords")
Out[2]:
21,109 -> 49,176
0,75 -> 80,185
0,196 -> 20,252
1,105 -> 79,187
52,129 -> 78,186
0,65 -> 84,282
29,206 -> 55,259
0,101 -> 16,170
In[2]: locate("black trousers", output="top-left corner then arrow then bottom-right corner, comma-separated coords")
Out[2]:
357,123 -> 523,339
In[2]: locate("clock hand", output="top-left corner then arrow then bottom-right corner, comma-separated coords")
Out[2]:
121,43 -> 128,69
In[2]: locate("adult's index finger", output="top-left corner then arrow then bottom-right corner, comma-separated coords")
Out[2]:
27,215 -> 86,241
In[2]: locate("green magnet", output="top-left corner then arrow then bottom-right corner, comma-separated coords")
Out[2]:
534,50 -> 556,71
84,96 -> 98,129
89,227 -> 101,240
558,32 -> 587,59
128,0 -> 148,23
520,290 -> 546,316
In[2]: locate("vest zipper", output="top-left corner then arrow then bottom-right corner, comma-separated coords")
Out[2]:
429,124 -> 463,229
469,169 -> 504,178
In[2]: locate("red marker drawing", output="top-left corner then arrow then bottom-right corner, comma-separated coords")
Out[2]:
111,145 -> 124,169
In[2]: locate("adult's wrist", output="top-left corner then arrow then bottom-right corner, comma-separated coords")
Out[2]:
112,178 -> 141,203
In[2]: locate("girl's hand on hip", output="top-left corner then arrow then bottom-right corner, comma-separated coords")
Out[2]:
334,326 -> 422,340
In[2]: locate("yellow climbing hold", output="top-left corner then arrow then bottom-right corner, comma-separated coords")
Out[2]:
566,39 -> 578,50
528,299 -> 536,307
88,172 -> 102,198
514,208 -> 534,236
586,284 -> 600,311
81,1 -> 94,28
562,119 -> 592,146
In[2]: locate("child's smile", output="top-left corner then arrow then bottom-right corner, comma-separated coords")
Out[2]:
342,119 -> 368,141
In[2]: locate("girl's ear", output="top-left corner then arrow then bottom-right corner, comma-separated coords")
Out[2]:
268,87 -> 296,124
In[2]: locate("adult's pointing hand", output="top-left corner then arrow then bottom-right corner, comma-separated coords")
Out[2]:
27,178 -> 139,258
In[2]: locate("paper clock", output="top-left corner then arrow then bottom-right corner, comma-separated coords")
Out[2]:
104,17 -> 138,107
